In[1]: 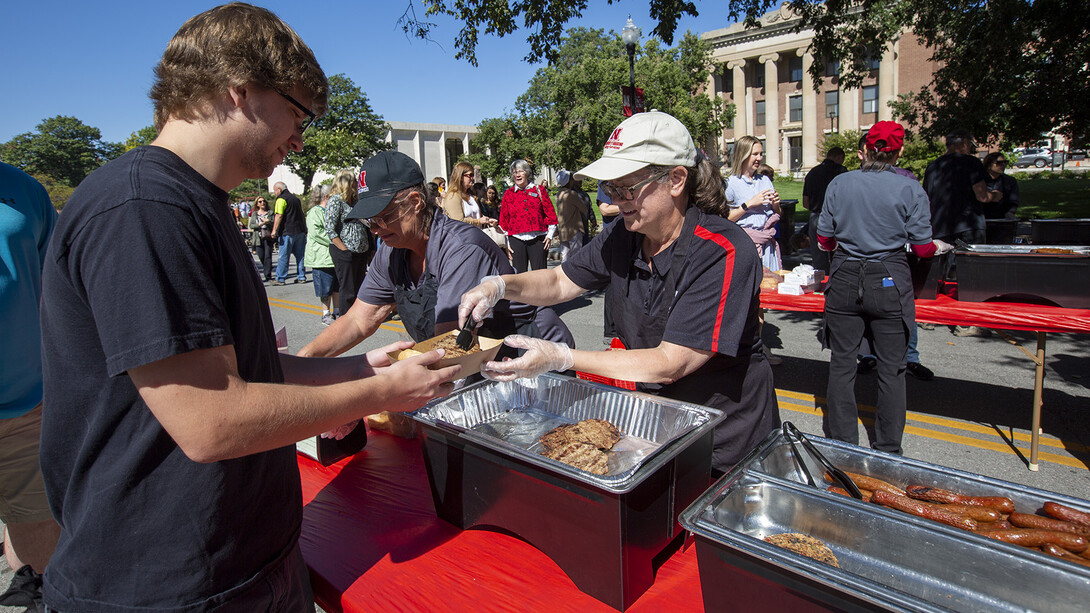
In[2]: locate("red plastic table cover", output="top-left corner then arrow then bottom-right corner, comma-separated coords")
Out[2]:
298,434 -> 705,613
760,286 -> 1090,334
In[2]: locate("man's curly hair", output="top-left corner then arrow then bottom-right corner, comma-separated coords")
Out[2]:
150,2 -> 328,130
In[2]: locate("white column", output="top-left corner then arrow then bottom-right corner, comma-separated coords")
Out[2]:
759,53 -> 781,169
878,44 -> 896,121
438,130 -> 449,182
463,133 -> 472,159
800,50 -> 819,169
841,87 -> 860,132
413,129 -> 423,172
728,59 -> 747,138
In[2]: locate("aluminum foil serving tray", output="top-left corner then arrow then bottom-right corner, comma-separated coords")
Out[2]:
680,430 -> 1090,612
412,373 -> 724,610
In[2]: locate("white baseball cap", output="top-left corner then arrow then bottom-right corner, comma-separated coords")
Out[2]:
575,111 -> 698,181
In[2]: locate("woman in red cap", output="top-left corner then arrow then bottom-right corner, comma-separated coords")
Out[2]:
815,121 -> 950,455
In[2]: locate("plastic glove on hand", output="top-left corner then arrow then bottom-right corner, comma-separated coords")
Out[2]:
932,239 -> 954,256
480,335 -> 574,382
320,419 -> 361,441
458,275 -> 506,329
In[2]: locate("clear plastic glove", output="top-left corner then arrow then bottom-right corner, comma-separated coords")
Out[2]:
458,275 -> 506,327
932,239 -> 954,256
320,419 -> 360,440
480,335 -> 574,382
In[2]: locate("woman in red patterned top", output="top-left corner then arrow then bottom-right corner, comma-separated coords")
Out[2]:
499,159 -> 557,272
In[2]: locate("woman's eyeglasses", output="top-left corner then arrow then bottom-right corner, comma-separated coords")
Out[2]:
600,169 -> 670,201
363,197 -> 411,228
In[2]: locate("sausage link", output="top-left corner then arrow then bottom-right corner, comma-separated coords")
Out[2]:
1043,502 -> 1090,528
978,528 -> 1089,553
905,485 -> 1015,514
939,504 -> 1002,523
1009,512 -> 1090,536
871,490 -> 978,531
825,471 -> 906,496
1040,543 -> 1090,568
827,486 -> 873,502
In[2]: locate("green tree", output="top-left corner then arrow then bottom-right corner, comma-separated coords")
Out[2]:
283,73 -> 391,189
467,28 -> 729,184
229,178 -> 270,204
123,126 -> 159,151
32,173 -> 76,211
0,116 -> 121,187
407,0 -> 1090,144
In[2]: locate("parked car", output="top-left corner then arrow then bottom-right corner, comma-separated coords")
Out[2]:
1014,148 -> 1064,168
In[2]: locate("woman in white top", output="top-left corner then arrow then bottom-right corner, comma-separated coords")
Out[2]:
725,135 -> 782,271
441,161 -> 498,230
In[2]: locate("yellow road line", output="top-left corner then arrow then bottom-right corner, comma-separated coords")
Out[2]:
266,298 -> 406,333
777,398 -> 1087,470
777,389 -> 1085,454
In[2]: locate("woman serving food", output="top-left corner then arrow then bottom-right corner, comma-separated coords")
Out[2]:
459,112 -> 780,472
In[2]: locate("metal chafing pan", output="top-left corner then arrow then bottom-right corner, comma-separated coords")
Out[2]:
955,243 -> 1090,308
680,430 -> 1090,612
411,373 -> 725,610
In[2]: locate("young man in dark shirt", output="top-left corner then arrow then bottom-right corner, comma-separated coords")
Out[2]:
923,130 -> 1000,244
802,147 -> 847,273
38,4 -> 460,611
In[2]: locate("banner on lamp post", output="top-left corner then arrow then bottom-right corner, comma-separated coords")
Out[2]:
621,86 -> 645,117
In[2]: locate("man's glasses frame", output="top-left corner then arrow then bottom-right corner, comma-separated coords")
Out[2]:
600,168 -> 671,201
275,89 -> 316,133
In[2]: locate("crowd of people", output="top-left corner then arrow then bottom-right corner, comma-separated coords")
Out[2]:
0,3 -> 1032,612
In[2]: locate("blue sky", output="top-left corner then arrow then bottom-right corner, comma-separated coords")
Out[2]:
2,1 -> 735,144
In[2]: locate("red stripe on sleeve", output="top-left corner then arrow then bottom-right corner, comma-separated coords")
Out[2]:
693,225 -> 735,353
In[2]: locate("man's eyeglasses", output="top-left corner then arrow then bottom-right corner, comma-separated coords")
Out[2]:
275,89 -> 316,133
600,169 -> 671,201
363,197 -> 411,228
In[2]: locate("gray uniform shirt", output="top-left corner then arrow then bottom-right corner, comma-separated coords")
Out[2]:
817,168 -> 933,260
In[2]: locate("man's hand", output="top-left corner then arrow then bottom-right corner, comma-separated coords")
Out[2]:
379,349 -> 462,413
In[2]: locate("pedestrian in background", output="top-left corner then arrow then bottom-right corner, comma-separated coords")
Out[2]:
499,159 -> 557,273
306,184 -> 338,325
271,180 -> 307,284
325,169 -> 371,315
803,147 -> 847,274
249,197 -> 275,281
553,170 -> 588,262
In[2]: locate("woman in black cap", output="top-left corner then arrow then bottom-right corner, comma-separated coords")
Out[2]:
816,121 -> 950,455
301,151 -> 571,359
458,111 -> 780,472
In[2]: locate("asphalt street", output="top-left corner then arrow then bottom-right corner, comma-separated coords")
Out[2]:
3,243 -> 1087,612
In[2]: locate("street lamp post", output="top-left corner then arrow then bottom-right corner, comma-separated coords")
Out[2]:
622,15 -> 641,114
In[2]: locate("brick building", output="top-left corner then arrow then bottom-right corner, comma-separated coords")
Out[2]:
702,3 -> 934,173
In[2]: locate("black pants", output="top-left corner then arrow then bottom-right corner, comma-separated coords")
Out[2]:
258,237 -> 275,280
823,261 -> 909,454
510,235 -> 547,273
330,245 -> 370,315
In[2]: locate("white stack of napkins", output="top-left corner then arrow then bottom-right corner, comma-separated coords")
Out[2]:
777,265 -> 825,295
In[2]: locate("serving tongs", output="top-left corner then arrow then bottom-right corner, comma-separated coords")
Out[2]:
455,315 -> 478,351
954,238 -> 974,252
781,422 -> 864,499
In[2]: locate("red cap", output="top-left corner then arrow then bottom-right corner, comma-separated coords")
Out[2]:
866,121 -> 905,152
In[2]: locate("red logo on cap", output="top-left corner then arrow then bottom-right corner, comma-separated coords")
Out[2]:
358,170 -> 367,192
604,128 -> 624,151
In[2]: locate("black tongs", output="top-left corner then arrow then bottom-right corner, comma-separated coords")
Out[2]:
455,315 -> 477,351
782,422 -> 864,499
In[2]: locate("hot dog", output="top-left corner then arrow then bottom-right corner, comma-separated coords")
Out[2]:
825,471 -> 906,496
937,504 -> 1002,523
827,486 -> 873,502
1040,543 -> 1090,568
871,490 -> 978,531
905,485 -> 1015,514
978,529 -> 1089,553
1009,512 -> 1090,537
1043,502 -> 1090,528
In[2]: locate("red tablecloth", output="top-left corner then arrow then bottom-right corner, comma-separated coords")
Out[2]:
760,287 -> 1090,334
298,435 -> 705,613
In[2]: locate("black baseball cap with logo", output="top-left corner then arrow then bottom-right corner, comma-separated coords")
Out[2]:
346,151 -> 426,220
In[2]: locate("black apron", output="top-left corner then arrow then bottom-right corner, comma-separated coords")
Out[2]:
609,207 -> 780,471
390,243 -> 540,346
821,248 -> 915,351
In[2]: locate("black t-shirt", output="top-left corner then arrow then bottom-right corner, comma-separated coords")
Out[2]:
802,159 -> 847,213
562,208 -> 762,358
39,146 -> 300,611
277,188 -> 306,235
923,152 -> 987,238
983,173 -> 1020,219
